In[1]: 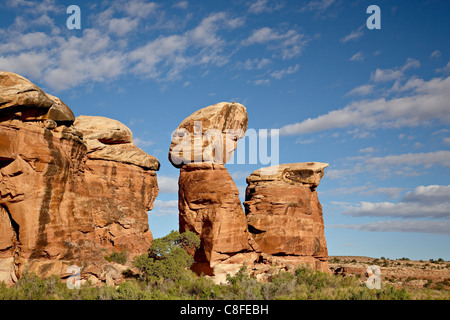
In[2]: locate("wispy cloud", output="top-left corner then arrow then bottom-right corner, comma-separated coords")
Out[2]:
301,0 -> 336,17
242,58 -> 271,70
371,58 -> 420,83
366,151 -> 450,169
443,137 -> 450,145
279,72 -> 450,135
436,61 -> 450,74
152,199 -> 179,216
430,50 -> 442,59
345,84 -> 374,96
172,1 -> 188,9
359,147 -> 374,153
253,79 -> 270,86
349,51 -> 364,62
329,220 -> 450,236
242,27 -> 309,60
341,185 -> 450,219
157,176 -> 179,193
324,184 -> 405,200
341,26 -> 364,43
270,64 -> 300,79
248,0 -> 283,14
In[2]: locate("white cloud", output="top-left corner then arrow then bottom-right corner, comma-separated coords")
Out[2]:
345,84 -> 374,96
343,201 -> 450,219
443,137 -> 450,145
430,50 -> 442,59
254,79 -> 270,86
301,0 -> 335,14
402,185 -> 450,204
329,220 -> 450,236
242,27 -> 309,60
230,170 -> 252,181
436,61 -> 450,74
325,184 -> 405,200
157,176 -> 179,193
129,12 -> 243,80
0,4 -> 249,90
279,75 -> 450,135
364,187 -> 405,199
349,51 -> 364,62
371,58 -> 420,83
366,151 -> 450,169
295,138 -> 315,145
341,185 -> 450,219
243,58 -> 271,70
270,64 -> 300,79
359,147 -> 374,153
122,0 -> 158,18
248,0 -> 283,14
109,17 -> 139,36
173,1 -> 188,9
0,52 -> 51,79
152,199 -> 179,216
133,137 -> 154,148
341,26 -> 364,43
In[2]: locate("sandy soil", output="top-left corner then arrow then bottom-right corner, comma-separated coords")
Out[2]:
329,256 -> 450,290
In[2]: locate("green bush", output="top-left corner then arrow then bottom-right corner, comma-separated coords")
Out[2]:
133,230 -> 200,284
104,250 -> 128,264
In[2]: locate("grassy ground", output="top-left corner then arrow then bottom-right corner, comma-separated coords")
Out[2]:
1,264 -> 447,300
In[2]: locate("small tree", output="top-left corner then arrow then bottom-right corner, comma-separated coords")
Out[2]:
133,230 -> 200,283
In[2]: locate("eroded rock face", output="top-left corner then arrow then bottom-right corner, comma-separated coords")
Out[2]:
0,72 -> 159,285
169,102 -> 248,168
0,71 -> 74,123
74,115 -> 159,170
244,163 -> 330,272
73,116 -> 159,253
172,102 -> 255,276
178,163 -> 256,275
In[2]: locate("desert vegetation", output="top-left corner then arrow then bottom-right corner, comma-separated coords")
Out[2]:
0,232 -> 448,300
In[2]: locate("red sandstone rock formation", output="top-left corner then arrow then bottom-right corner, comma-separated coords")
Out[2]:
169,102 -> 248,168
179,163 -> 257,275
0,72 -> 159,285
170,102 -> 256,275
244,162 -> 330,273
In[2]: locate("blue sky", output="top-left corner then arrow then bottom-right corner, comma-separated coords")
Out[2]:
1,0 -> 449,260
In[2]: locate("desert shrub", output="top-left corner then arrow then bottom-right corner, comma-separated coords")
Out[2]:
104,250 -> 128,265
224,265 -> 263,300
375,285 -> 410,300
133,230 -> 200,284
0,272 -> 57,300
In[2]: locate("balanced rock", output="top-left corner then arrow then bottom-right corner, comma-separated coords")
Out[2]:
171,102 -> 255,275
0,72 -> 159,285
244,162 -> 330,272
169,102 -> 248,168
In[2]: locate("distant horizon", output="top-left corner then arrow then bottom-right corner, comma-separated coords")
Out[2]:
1,0 -> 449,261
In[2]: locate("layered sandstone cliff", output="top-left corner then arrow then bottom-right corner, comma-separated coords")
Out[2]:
0,71 -> 159,285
